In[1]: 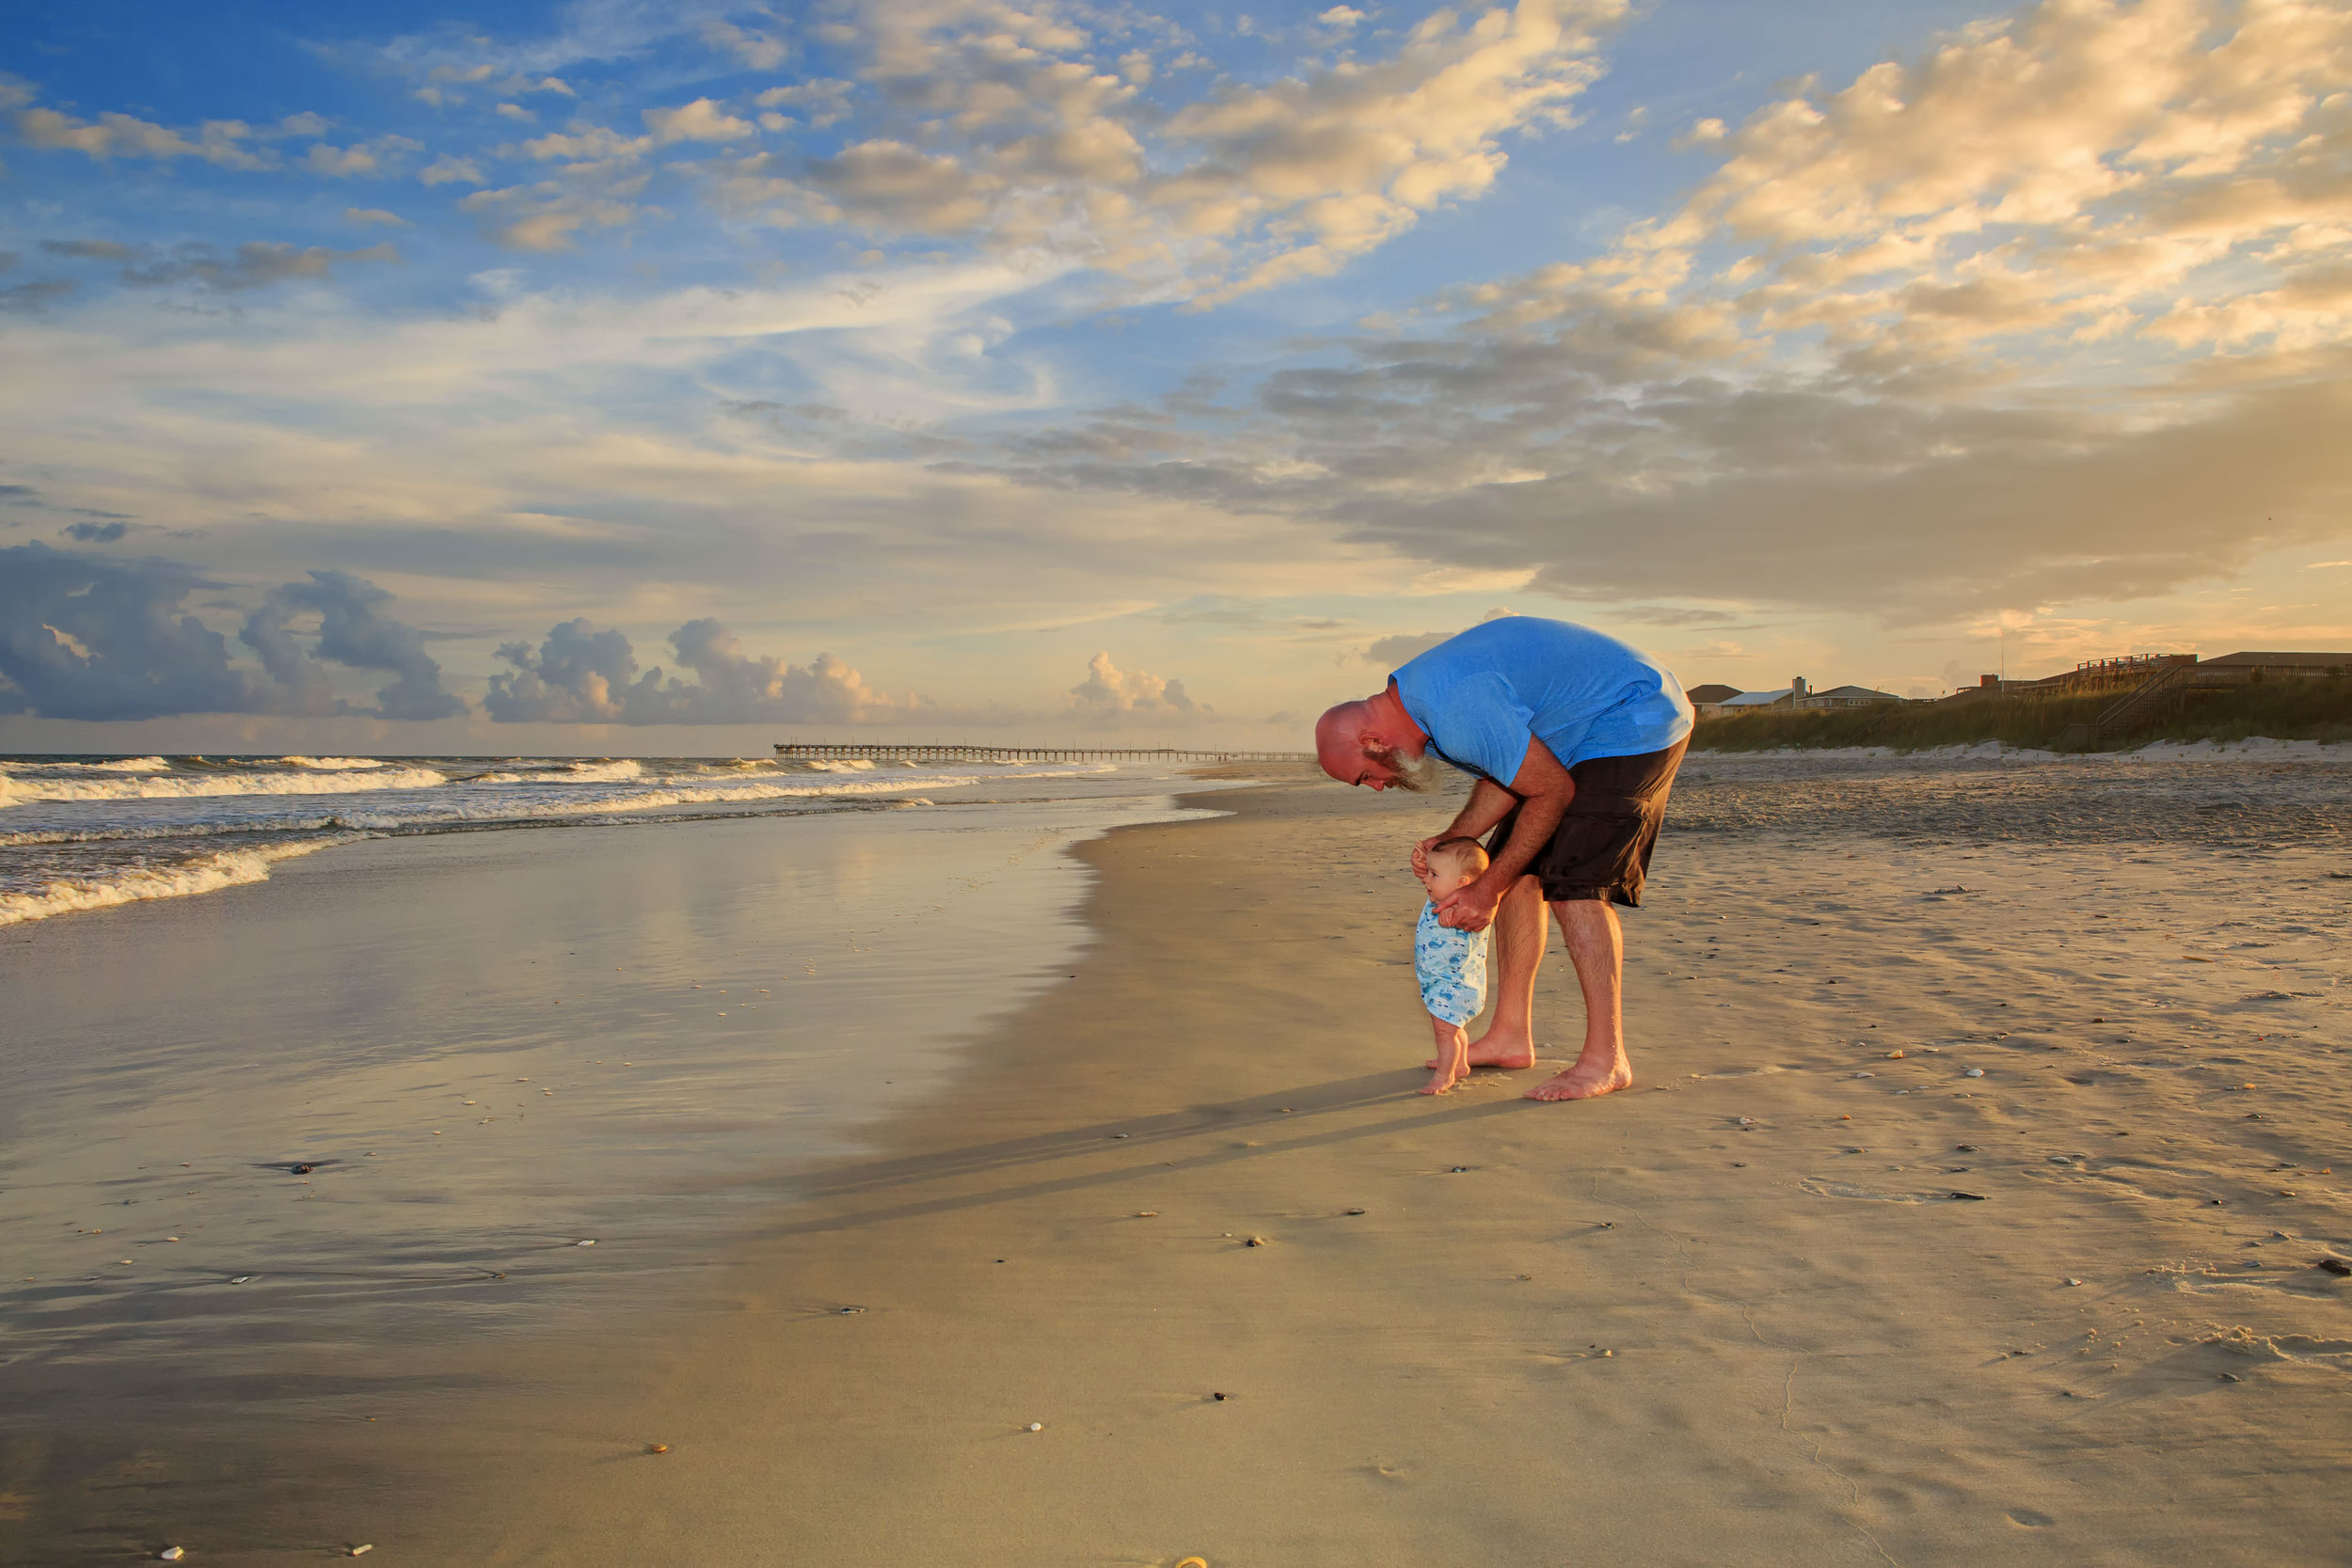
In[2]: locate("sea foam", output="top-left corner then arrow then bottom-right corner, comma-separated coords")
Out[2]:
0,838 -> 341,927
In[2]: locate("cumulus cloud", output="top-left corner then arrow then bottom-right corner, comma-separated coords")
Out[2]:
0,546 -> 469,721
0,544 -> 266,720
644,98 -> 755,144
485,618 -> 926,724
418,154 -> 486,185
1066,651 -> 1207,721
238,570 -> 465,720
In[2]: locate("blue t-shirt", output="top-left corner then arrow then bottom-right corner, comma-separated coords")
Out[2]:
1391,617 -> 1692,784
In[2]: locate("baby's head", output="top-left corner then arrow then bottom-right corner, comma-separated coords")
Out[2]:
1417,835 -> 1489,897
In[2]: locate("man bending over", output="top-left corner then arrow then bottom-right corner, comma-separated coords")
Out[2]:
1314,616 -> 1694,1101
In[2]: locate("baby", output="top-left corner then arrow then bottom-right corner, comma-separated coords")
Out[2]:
1413,835 -> 1493,1094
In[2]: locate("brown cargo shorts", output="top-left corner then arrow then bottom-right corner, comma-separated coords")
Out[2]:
1484,737 -> 1688,908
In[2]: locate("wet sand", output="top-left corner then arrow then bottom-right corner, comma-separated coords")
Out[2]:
8,760 -> 2350,1563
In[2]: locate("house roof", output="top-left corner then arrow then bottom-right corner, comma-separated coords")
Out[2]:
1718,689 -> 1789,708
1684,683 -> 1740,705
1809,685 -> 1904,702
2201,651 -> 2352,668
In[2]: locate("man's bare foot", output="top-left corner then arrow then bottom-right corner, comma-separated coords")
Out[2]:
1424,1027 -> 1537,1071
1524,1049 -> 1633,1101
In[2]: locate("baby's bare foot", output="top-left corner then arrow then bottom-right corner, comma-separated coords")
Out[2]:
1425,1026 -> 1536,1071
1420,1063 -> 1466,1095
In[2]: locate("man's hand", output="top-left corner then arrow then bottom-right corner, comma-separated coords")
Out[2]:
1434,872 -> 1507,932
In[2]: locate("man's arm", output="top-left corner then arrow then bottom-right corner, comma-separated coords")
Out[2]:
1433,736 -> 1575,931
1411,778 -> 1520,876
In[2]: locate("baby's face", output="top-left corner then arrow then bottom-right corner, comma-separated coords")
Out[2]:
1416,859 -> 1472,898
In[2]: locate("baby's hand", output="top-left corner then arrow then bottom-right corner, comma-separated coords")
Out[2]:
1409,835 -> 1444,877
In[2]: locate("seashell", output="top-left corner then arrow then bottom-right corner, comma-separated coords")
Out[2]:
576,1239 -> 596,1246
160,1551 -> 185,1562
350,1547 -> 373,1557
647,1443 -> 670,1454
1025,1422 -> 1043,1432
1963,1068 -> 1985,1078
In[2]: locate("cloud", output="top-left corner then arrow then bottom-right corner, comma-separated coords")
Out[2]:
41,238 -> 134,261
0,279 -> 74,313
418,154 -> 486,185
701,0 -> 1624,303
702,19 -> 790,71
961,0 -> 2352,621
754,80 -> 852,129
459,177 -> 644,249
0,546 -> 474,721
64,240 -> 404,293
61,520 -> 130,543
239,570 -> 467,720
14,104 -> 274,167
1067,650 -> 1207,720
0,544 -> 267,720
344,207 -> 410,227
1360,630 -> 1451,666
304,134 -> 423,177
644,98 -> 756,144
485,617 -> 924,723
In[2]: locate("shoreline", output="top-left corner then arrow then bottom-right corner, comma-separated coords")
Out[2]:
7,766 -> 2348,1564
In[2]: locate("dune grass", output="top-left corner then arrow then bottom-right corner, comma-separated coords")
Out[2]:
1693,672 -> 2352,752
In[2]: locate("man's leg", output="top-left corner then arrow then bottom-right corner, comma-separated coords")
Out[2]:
1524,898 -> 1632,1101
1438,873 -> 1543,1069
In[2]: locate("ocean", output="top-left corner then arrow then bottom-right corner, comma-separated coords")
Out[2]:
0,753 -> 1225,1369
0,752 -> 1144,926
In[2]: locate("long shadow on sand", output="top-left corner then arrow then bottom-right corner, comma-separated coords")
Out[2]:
748,1069 -> 1537,1240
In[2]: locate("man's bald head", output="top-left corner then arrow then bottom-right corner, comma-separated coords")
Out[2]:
1314,699 -> 1381,783
1315,692 -> 1438,791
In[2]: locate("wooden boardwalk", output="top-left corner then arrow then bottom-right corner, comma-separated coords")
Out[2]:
773,742 -> 1311,764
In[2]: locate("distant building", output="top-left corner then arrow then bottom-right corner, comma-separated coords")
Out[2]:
1696,675 -> 1909,718
2201,651 -> 2352,676
1794,684 -> 1906,710
1712,687 -> 1795,715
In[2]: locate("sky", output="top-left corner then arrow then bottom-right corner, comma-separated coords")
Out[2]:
2,0 -> 2348,752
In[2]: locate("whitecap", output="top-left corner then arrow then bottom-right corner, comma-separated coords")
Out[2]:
0,838 -> 343,927
0,767 -> 448,806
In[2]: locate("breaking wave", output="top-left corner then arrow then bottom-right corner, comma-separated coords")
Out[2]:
0,752 -> 1127,928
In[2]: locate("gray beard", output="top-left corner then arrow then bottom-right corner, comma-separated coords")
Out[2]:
1378,745 -> 1444,794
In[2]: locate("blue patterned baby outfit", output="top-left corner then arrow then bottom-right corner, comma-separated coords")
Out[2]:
1414,901 -> 1490,1025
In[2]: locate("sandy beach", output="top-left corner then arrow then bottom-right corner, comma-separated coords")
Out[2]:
6,755 -> 2349,1564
